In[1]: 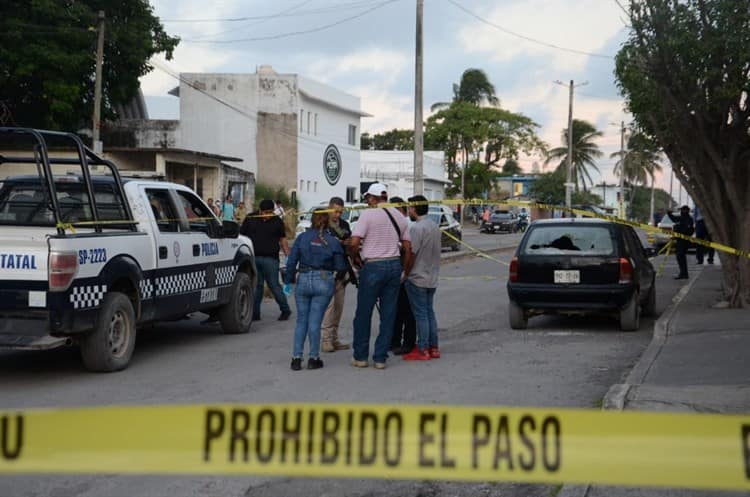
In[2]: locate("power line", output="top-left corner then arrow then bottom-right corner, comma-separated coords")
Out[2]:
181,0 -> 400,44
446,0 -> 615,59
160,0 -> 377,23
187,0 -> 315,42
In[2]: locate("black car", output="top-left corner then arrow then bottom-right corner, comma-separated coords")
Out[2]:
506,219 -> 656,331
481,210 -> 516,233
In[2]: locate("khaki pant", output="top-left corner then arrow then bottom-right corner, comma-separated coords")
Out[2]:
321,279 -> 347,344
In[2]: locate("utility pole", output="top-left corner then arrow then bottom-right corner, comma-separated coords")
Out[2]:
92,10 -> 105,153
618,120 -> 625,219
413,0 -> 424,195
669,168 -> 674,208
554,79 -> 587,211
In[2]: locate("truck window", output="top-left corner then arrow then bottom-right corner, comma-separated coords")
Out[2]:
145,188 -> 180,233
176,190 -> 216,234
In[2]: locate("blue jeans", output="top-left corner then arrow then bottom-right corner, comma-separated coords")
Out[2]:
352,259 -> 402,363
405,281 -> 438,352
293,271 -> 335,358
254,256 -> 291,318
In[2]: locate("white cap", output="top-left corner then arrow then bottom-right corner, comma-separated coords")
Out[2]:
365,183 -> 387,197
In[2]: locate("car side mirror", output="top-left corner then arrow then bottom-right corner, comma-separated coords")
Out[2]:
643,247 -> 657,258
222,220 -> 240,238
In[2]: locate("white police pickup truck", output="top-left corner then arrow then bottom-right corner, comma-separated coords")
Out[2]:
0,128 -> 256,371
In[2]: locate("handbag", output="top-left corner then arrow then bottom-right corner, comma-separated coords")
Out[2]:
383,208 -> 407,266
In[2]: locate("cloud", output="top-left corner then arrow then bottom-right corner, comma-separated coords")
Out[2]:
456,0 -> 625,72
305,48 -> 409,86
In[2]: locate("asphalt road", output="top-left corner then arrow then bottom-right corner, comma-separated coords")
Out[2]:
0,235 -> 685,497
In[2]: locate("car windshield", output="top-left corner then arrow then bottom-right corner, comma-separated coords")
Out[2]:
492,211 -> 512,218
428,213 -> 442,225
523,225 -> 615,255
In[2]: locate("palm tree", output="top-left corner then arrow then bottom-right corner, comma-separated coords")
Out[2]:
611,131 -> 663,219
545,119 -> 603,192
431,68 -> 499,111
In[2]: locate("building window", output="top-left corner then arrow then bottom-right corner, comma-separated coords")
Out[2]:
300,109 -> 304,131
314,181 -> 318,193
346,187 -> 357,203
307,112 -> 311,134
300,179 -> 304,191
306,180 -> 311,192
348,124 -> 357,146
314,113 -> 318,136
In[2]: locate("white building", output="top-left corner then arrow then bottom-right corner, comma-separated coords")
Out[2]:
593,182 -> 630,213
176,65 -> 370,210
360,151 -> 448,200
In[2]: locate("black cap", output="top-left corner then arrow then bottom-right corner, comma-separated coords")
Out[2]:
680,205 -> 690,211
259,199 -> 275,211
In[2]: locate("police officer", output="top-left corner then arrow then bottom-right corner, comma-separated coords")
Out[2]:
667,205 -> 694,280
694,206 -> 715,265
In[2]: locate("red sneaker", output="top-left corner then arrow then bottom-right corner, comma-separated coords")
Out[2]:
429,347 -> 441,359
403,347 -> 431,361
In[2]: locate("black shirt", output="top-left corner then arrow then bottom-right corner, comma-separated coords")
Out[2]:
327,218 -> 351,241
240,214 -> 286,258
667,211 -> 694,236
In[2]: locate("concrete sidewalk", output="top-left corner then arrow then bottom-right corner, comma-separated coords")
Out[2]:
563,263 -> 750,497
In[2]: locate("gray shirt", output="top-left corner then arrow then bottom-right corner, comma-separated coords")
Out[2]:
408,215 -> 442,288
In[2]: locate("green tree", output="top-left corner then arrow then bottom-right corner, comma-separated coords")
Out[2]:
501,159 -> 522,176
431,68 -> 499,111
629,186 -> 672,225
0,0 -> 179,130
359,128 -> 414,150
528,170 -> 566,204
615,0 -> 750,306
545,119 -> 603,192
450,159 -> 502,199
611,130 -> 663,218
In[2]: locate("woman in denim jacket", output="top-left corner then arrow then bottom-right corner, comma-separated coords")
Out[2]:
284,211 -> 347,371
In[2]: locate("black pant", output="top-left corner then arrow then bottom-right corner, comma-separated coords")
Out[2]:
675,239 -> 689,277
391,284 -> 416,351
695,220 -> 715,263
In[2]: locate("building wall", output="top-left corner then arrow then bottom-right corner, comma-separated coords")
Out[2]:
360,151 -> 447,201
295,92 -> 361,210
179,73 -> 259,174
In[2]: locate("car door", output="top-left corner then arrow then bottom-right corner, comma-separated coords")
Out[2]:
144,186 -> 193,318
173,189 -> 237,308
622,226 -> 654,294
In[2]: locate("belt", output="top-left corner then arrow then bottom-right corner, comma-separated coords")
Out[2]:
298,267 -> 334,273
363,256 -> 400,264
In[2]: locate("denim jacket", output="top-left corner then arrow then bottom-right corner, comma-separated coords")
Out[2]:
284,229 -> 346,284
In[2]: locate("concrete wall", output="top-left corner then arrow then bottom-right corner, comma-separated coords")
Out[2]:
103,119 -> 179,149
255,111 -> 297,193
179,73 -> 258,175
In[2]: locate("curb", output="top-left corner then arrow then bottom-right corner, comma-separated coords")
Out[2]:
556,265 -> 705,497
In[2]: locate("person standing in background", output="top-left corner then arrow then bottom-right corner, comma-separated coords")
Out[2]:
320,197 -> 353,353
235,201 -> 247,223
241,199 -> 292,321
667,205 -> 694,280
694,206 -> 714,265
207,198 -> 220,217
388,196 -> 416,355
274,200 -> 285,218
221,194 -> 235,222
284,211 -> 346,371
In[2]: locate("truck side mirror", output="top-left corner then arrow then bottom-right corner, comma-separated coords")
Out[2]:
222,220 -> 240,238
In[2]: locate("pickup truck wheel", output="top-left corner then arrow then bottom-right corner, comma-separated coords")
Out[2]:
219,272 -> 254,334
619,291 -> 641,331
509,300 -> 528,330
80,292 -> 136,372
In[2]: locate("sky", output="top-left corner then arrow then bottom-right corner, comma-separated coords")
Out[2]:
140,0 -> 681,196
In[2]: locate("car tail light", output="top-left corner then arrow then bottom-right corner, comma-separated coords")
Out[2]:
509,257 -> 520,282
49,251 -> 78,291
619,257 -> 633,284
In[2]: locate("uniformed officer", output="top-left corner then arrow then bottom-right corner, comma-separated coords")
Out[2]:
667,205 -> 694,280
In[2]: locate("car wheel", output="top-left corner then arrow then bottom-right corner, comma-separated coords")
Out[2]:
219,272 -> 254,334
509,300 -> 528,330
80,292 -> 136,372
619,291 -> 640,331
642,280 -> 657,317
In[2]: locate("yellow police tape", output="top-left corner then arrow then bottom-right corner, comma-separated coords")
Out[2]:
54,198 -> 749,260
1,403 -> 748,490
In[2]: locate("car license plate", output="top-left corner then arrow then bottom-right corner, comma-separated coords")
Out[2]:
554,270 -> 580,284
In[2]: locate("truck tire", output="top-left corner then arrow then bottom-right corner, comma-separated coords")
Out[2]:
219,272 -> 254,334
80,292 -> 136,372
509,300 -> 528,330
619,291 -> 640,331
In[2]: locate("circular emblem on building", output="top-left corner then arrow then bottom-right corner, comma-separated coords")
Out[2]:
323,144 -> 342,185
173,241 -> 181,259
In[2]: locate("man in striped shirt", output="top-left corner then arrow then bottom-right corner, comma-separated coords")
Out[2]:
349,184 -> 412,370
